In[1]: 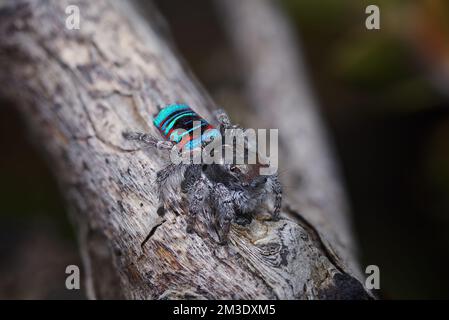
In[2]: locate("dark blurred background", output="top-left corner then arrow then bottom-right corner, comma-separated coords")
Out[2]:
1,0 -> 449,299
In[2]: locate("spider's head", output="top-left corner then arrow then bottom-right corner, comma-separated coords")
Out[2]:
202,143 -> 272,190
226,163 -> 268,191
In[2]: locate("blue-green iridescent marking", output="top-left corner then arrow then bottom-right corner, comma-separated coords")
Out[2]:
169,121 -> 206,142
185,128 -> 220,150
153,104 -> 189,127
161,110 -> 192,131
164,112 -> 196,135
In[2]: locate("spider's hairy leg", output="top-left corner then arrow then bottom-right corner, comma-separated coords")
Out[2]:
233,188 -> 253,226
181,165 -> 201,193
213,183 -> 236,244
232,186 -> 264,226
186,176 -> 211,234
156,163 -> 185,214
122,131 -> 174,151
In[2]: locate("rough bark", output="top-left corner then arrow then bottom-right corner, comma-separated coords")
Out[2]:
0,0 -> 371,299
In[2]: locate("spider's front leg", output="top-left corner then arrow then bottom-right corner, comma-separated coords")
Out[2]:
155,163 -> 185,215
213,183 -> 236,244
181,164 -> 202,193
122,131 -> 174,151
186,175 -> 211,234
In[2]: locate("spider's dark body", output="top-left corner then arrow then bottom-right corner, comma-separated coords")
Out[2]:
123,104 -> 282,244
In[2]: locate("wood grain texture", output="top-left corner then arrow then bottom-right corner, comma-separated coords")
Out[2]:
0,0 -> 371,299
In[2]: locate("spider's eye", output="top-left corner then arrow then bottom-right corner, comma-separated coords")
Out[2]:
230,165 -> 240,173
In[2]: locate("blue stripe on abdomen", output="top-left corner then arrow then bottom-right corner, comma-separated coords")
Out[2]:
153,104 -> 220,150
153,104 -> 189,127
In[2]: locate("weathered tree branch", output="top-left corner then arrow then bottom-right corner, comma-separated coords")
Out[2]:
0,0 -> 370,299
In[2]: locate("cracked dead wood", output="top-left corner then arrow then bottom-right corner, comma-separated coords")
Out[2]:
0,0 -> 371,299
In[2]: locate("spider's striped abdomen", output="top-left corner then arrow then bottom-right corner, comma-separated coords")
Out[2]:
153,104 -> 220,150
